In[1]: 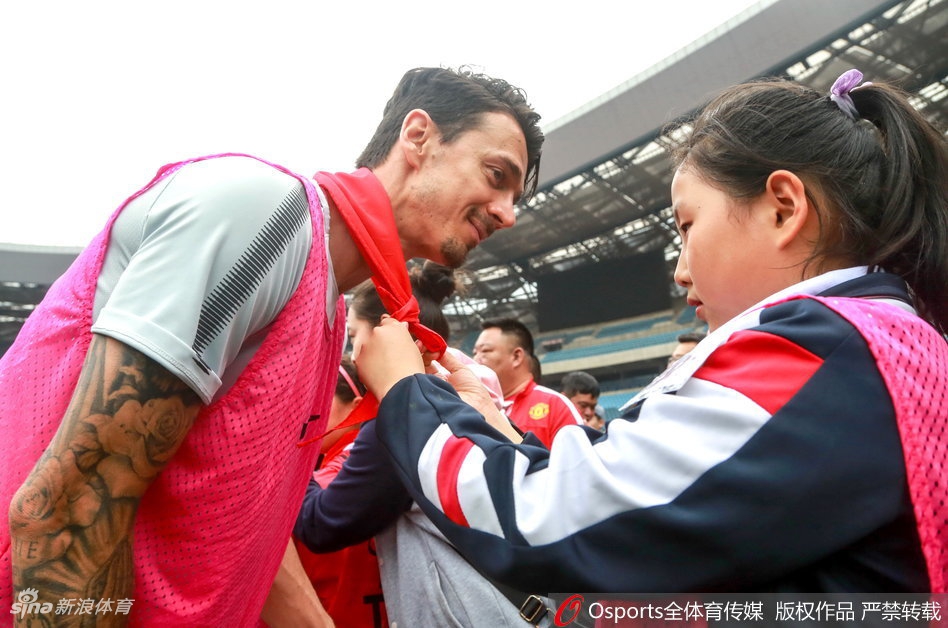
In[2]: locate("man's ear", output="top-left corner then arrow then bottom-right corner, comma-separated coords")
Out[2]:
764,170 -> 812,250
400,109 -> 436,170
511,346 -> 525,368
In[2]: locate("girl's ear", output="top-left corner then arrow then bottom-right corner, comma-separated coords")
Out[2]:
765,170 -> 812,250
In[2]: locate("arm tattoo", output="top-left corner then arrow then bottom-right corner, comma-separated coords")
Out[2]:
9,334 -> 202,625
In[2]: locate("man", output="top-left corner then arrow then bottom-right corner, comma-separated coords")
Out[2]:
473,318 -> 581,447
2,67 -> 543,626
560,370 -> 600,428
591,404 -> 606,432
669,331 -> 706,364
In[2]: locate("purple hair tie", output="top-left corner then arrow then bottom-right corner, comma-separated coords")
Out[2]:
830,69 -> 871,119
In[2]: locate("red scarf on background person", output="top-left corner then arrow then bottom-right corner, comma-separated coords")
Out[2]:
303,168 -> 447,442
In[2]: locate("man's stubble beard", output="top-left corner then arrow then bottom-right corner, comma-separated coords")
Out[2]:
440,237 -> 469,269
440,207 -> 497,268
440,208 -> 490,268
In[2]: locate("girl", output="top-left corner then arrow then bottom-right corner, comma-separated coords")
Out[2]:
292,261 -> 531,628
285,261 -> 457,628
263,356 -> 369,628
354,70 -> 948,596
287,356 -> 380,628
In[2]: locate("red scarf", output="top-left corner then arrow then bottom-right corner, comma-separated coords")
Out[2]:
314,428 -> 360,473
308,168 -> 447,440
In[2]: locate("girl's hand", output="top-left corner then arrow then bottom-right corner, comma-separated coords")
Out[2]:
352,316 -> 424,399
438,351 -> 522,443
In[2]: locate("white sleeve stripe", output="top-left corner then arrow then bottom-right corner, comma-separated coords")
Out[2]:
417,423 -> 454,512
417,424 -> 512,537
457,447 -> 505,536
510,378 -> 770,545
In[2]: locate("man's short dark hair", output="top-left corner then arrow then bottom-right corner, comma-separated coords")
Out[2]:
481,317 -> 534,355
561,371 -> 600,398
677,331 -> 707,344
528,353 -> 542,381
357,66 -> 544,199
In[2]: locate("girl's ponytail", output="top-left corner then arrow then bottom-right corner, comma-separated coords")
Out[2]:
852,83 -> 948,333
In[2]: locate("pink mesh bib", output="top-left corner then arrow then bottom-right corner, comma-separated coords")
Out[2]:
813,296 -> 948,592
0,154 -> 347,625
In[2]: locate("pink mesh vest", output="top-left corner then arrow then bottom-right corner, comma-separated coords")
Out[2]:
812,296 -> 948,592
0,154 -> 347,625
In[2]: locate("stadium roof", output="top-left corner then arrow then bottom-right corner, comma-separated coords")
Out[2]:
444,0 -> 946,335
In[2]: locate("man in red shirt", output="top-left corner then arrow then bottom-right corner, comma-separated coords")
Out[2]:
473,318 -> 582,447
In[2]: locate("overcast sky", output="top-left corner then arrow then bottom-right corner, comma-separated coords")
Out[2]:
2,0 -> 762,248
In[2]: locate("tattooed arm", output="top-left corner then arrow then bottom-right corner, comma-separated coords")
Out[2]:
8,334 -> 202,626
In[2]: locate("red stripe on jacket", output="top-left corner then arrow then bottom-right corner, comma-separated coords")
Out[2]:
694,329 -> 823,416
437,436 -> 475,527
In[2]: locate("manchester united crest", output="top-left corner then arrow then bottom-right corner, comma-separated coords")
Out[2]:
528,403 -> 550,419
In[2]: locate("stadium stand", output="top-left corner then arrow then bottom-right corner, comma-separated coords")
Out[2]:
595,313 -> 673,338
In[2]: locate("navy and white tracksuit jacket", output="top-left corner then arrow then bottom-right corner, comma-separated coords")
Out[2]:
373,269 -> 939,593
